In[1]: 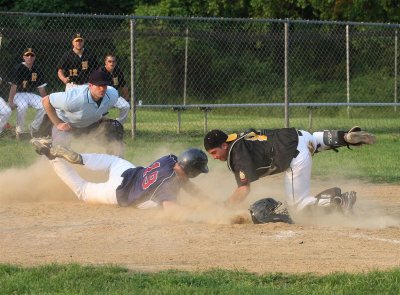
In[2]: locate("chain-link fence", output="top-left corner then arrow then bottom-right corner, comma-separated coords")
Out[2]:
0,12 -> 398,141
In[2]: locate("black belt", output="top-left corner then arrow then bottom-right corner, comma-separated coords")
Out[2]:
293,130 -> 302,158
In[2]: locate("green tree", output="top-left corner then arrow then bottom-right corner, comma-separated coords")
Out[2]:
0,0 -> 134,14
134,0 -> 251,17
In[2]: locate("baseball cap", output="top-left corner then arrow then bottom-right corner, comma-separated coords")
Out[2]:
204,129 -> 228,150
89,70 -> 111,86
72,33 -> 84,42
23,48 -> 35,57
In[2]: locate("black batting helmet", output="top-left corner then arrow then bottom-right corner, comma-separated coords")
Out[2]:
178,148 -> 209,178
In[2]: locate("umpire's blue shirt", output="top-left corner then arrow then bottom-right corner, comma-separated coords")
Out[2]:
49,85 -> 119,128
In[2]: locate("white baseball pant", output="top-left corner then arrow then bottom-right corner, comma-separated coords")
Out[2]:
0,97 -> 12,134
51,153 -> 135,204
13,92 -> 45,133
284,130 -> 331,211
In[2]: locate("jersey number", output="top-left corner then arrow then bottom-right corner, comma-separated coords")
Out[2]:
142,162 -> 160,190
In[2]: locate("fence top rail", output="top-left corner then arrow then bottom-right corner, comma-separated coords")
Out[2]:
138,102 -> 400,109
0,11 -> 398,28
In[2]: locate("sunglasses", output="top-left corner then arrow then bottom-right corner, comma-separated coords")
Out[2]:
24,54 -> 35,57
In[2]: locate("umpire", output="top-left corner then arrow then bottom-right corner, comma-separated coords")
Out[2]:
42,70 -> 124,150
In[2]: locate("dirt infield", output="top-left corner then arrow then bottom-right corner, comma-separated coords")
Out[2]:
1,158 -> 400,275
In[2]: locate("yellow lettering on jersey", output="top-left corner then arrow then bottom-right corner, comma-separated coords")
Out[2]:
244,133 -> 268,141
227,133 -> 237,142
69,69 -> 79,76
31,72 -> 37,82
22,80 -> 28,89
239,171 -> 246,180
113,77 -> 119,86
82,61 -> 88,70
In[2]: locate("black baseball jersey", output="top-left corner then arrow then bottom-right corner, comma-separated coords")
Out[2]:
227,128 -> 299,186
57,48 -> 98,84
9,63 -> 46,92
100,65 -> 126,90
116,155 -> 181,207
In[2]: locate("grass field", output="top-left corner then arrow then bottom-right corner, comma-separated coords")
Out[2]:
1,264 -> 400,294
0,109 -> 399,293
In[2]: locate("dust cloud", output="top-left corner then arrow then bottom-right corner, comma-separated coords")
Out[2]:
0,141 -> 399,229
0,158 -> 74,203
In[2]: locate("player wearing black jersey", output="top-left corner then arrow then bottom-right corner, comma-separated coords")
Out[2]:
8,48 -> 47,139
204,127 -> 375,215
57,33 -> 99,91
100,53 -> 130,124
101,53 -> 129,100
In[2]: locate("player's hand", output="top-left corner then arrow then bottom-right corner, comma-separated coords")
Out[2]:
56,122 -> 72,131
64,77 -> 70,84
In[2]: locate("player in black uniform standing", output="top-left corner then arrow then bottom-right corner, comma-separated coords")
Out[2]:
204,127 -> 375,215
100,53 -> 130,124
8,48 -> 47,139
57,33 -> 99,91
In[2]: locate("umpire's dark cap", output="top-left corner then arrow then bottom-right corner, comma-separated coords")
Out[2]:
89,70 -> 111,86
72,33 -> 84,42
204,129 -> 228,150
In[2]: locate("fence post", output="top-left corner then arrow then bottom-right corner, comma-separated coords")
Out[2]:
130,17 -> 137,139
346,25 -> 350,118
395,29 -> 398,112
183,26 -> 189,106
284,20 -> 290,128
200,107 -> 211,133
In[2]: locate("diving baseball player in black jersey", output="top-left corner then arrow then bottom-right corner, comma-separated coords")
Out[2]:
57,33 -> 99,91
31,136 -> 209,210
8,48 -> 47,139
204,127 -> 375,215
100,53 -> 130,124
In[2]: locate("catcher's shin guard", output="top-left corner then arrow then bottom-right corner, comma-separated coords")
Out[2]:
314,187 -> 357,214
332,191 -> 357,213
321,130 -> 347,152
317,126 -> 376,152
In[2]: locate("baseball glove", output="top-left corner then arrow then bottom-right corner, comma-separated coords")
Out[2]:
249,197 -> 293,224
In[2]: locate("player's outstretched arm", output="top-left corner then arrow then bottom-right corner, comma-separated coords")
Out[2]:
225,184 -> 251,208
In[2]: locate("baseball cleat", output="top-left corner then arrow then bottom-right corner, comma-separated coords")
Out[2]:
344,126 -> 376,145
30,136 -> 52,156
50,145 -> 83,165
